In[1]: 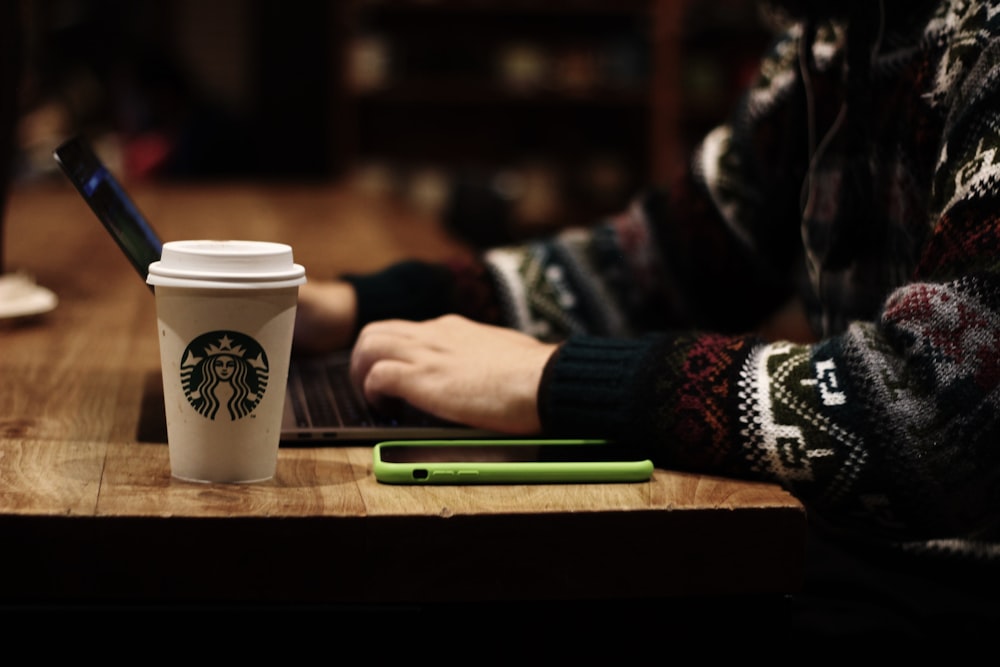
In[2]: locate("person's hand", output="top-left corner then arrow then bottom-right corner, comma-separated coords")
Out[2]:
293,280 -> 358,355
350,315 -> 559,434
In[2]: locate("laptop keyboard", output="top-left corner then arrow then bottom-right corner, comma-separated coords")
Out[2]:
289,357 -> 371,427
289,355 -> 441,429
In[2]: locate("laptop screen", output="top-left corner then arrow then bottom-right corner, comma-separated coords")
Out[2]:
53,136 -> 163,285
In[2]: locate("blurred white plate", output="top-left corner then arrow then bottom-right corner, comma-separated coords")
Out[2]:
0,272 -> 58,319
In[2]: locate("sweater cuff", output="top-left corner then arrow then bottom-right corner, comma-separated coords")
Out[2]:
342,260 -> 455,336
538,335 -> 658,438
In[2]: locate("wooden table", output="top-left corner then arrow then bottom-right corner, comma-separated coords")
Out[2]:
0,179 -> 806,611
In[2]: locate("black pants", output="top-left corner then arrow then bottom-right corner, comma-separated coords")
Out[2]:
787,521 -> 999,645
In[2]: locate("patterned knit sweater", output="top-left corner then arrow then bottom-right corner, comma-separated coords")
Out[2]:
346,0 -> 1000,569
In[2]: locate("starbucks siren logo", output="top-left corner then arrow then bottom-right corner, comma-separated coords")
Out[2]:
180,331 -> 270,421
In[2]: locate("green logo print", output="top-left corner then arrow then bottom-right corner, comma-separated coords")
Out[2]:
180,331 -> 269,421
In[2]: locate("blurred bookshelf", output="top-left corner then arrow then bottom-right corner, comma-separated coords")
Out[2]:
335,0 -> 771,244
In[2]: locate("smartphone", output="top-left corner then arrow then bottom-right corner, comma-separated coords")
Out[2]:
53,136 -> 163,287
372,439 -> 654,484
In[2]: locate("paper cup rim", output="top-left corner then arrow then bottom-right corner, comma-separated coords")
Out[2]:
146,240 -> 306,289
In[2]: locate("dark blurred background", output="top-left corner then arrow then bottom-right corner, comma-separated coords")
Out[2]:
7,0 -> 773,245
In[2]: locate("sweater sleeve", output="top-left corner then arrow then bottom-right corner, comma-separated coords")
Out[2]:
541,272 -> 1000,545
342,257 -> 504,337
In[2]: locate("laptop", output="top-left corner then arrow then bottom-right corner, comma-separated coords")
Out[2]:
52,135 -> 497,443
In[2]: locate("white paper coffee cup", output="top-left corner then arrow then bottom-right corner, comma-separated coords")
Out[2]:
147,240 -> 306,483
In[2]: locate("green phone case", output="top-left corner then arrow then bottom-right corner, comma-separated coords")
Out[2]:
372,439 -> 654,485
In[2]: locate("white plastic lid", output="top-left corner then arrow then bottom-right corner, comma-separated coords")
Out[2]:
146,240 -> 306,289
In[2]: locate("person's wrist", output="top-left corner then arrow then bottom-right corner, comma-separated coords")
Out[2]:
328,281 -> 357,348
293,280 -> 358,354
